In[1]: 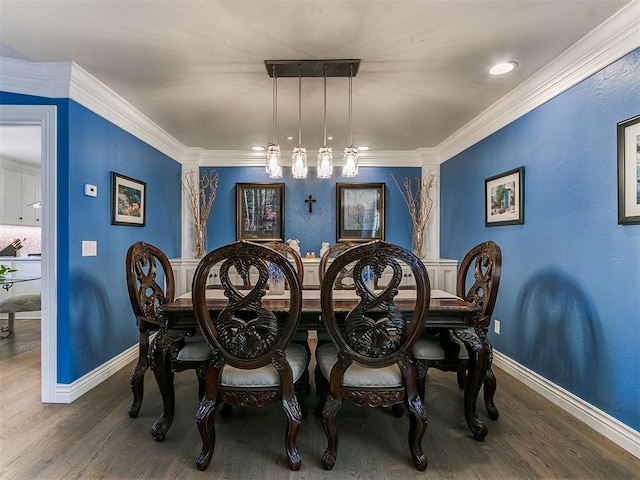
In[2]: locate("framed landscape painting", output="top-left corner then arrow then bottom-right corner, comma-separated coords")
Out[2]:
617,114 -> 640,224
236,183 -> 284,241
111,172 -> 146,226
485,167 -> 524,227
336,183 -> 385,241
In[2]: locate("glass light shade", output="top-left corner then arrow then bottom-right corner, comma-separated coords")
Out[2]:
266,143 -> 283,179
341,146 -> 359,177
291,146 -> 308,179
317,146 -> 333,179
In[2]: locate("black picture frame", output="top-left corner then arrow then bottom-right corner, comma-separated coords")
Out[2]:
485,167 -> 524,227
617,114 -> 640,224
236,183 -> 285,241
111,172 -> 146,227
336,183 -> 385,241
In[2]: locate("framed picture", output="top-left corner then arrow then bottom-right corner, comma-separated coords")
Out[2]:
485,167 -> 524,226
336,183 -> 385,241
617,115 -> 640,224
236,183 -> 285,241
111,172 -> 146,226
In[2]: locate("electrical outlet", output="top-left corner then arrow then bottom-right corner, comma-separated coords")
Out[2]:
82,240 -> 97,257
494,319 -> 501,334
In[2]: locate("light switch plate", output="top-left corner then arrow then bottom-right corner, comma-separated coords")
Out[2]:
82,240 -> 97,257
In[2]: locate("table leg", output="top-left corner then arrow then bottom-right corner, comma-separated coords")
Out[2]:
0,312 -> 15,338
453,326 -> 488,441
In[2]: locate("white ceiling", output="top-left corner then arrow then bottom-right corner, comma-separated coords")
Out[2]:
0,0 -> 634,158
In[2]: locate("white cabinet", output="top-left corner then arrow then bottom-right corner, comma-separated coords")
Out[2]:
171,257 -> 458,295
171,258 -> 220,297
1,165 -> 41,226
376,258 -> 458,293
0,258 -> 41,319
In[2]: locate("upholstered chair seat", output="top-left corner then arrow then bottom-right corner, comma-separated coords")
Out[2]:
316,343 -> 403,388
220,343 -> 308,387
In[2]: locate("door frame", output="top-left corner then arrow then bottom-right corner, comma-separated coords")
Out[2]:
0,104 -> 58,402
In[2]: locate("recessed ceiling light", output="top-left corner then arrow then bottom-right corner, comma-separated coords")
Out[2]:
327,136 -> 333,141
489,61 -> 518,75
252,146 -> 265,151
357,146 -> 370,151
287,136 -> 294,141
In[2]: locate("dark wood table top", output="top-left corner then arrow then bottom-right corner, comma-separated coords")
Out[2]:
163,289 -> 481,330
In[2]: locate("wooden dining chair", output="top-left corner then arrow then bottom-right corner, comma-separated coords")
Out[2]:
192,241 -> 308,471
126,241 -> 211,440
125,241 -> 175,418
316,241 -> 431,471
412,240 -> 502,420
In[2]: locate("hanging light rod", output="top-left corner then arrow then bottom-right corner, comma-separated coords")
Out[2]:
265,59 -> 360,78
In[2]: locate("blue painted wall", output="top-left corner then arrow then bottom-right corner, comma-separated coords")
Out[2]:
1,92 -> 182,383
440,49 -> 640,430
203,166 -> 421,255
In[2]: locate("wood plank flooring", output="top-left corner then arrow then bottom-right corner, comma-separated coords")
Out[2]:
1,319 -> 639,479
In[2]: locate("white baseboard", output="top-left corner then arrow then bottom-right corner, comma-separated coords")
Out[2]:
493,350 -> 640,459
52,344 -> 137,403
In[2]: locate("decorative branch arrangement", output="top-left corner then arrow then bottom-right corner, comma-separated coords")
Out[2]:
183,169 -> 219,258
392,173 -> 436,258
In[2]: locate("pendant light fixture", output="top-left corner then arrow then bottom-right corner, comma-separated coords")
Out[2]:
342,63 -> 359,177
317,63 -> 333,179
291,64 -> 308,179
266,67 -> 282,178
265,59 -> 360,179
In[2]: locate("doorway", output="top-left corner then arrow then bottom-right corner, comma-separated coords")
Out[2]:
0,105 -> 57,402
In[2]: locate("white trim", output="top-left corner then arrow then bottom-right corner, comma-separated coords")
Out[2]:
437,0 -> 640,162
0,57 -> 71,98
67,63 -> 186,162
0,105 -> 58,403
53,344 -> 137,403
494,351 -> 640,460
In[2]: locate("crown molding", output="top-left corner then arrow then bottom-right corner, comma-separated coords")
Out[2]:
0,57 -> 71,98
67,63 -> 186,161
436,0 -> 640,163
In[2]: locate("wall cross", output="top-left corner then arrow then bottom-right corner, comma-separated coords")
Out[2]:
305,195 -> 316,213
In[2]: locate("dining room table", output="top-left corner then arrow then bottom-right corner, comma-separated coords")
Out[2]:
161,287 -> 492,441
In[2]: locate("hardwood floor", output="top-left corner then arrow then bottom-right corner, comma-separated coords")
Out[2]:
1,319 -> 639,479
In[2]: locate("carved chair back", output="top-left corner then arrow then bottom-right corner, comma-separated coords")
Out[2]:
193,241 -> 302,370
322,241 -> 430,369
319,242 -> 358,289
126,241 -> 175,330
456,240 -> 502,329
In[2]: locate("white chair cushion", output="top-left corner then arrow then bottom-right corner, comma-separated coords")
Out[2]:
221,343 -> 309,387
316,343 -> 402,388
412,333 -> 469,360
176,334 -> 211,362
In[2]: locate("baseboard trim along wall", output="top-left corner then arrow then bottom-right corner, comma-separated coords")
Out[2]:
54,345 -> 138,403
494,351 -> 640,460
